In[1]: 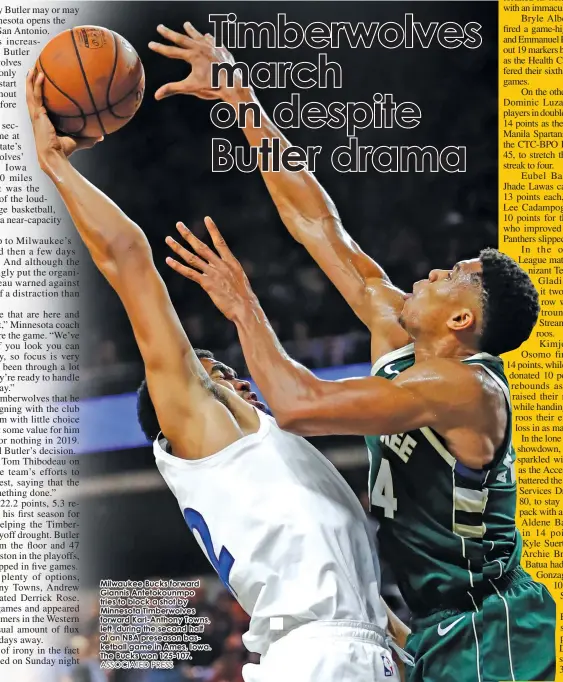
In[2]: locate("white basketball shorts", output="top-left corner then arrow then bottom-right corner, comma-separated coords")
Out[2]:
242,620 -> 400,682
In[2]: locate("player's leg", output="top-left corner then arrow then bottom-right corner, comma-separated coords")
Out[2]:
481,579 -> 555,682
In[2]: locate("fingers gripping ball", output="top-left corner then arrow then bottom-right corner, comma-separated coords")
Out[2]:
36,26 -> 145,138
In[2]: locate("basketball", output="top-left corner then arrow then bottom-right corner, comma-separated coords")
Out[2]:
36,26 -> 145,138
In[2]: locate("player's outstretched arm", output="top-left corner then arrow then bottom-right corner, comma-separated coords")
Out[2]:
27,72 -> 244,459
149,23 -> 409,359
165,218 -> 494,470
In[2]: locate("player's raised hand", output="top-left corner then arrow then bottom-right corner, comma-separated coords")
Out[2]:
149,22 -> 242,101
26,70 -> 102,169
165,217 -> 257,321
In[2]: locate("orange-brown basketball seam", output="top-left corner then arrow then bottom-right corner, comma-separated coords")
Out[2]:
105,31 -> 120,114
108,76 -> 144,118
38,56 -> 87,134
70,28 -> 107,136
43,74 -> 145,119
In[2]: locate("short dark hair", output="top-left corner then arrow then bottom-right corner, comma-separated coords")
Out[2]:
137,349 -> 215,442
479,248 -> 540,356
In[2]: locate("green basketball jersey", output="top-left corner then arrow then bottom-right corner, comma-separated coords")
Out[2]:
365,344 -> 522,617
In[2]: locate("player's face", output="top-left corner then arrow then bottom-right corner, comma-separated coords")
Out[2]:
400,259 -> 483,339
199,357 -> 267,412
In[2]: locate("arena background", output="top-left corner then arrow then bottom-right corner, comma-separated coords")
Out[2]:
62,2 -> 497,680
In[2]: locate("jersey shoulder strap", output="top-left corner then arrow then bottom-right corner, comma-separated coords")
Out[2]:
371,343 -> 415,377
462,351 -> 508,380
462,352 -> 511,412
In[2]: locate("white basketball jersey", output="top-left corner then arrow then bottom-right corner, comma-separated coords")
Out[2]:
154,410 -> 386,656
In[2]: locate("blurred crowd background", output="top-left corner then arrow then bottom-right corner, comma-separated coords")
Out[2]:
65,2 -> 497,681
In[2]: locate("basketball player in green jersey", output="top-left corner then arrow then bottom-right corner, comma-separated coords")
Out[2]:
151,22 -> 556,682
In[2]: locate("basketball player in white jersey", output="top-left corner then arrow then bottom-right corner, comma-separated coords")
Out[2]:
26,71 -> 402,682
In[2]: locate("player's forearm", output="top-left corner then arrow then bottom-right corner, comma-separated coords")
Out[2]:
234,298 -> 426,436
42,153 -> 150,278
224,86 -> 341,243
232,304 -> 360,435
232,297 -> 321,428
224,86 -> 394,330
46,158 -> 217,409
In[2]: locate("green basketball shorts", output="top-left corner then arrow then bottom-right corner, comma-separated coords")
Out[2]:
405,574 -> 555,682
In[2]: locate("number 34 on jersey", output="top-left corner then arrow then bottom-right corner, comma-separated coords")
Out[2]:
370,458 -> 397,519
369,432 -> 418,520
